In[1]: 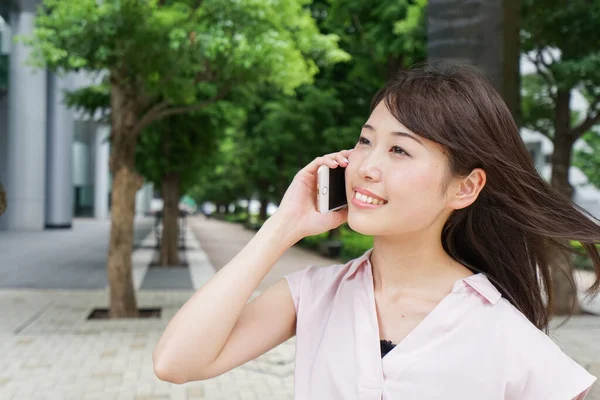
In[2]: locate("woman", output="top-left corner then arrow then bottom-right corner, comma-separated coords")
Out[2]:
153,64 -> 600,399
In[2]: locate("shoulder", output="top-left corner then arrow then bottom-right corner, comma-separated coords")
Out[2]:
283,248 -> 371,312
283,257 -> 358,297
486,299 -> 596,399
458,275 -> 596,400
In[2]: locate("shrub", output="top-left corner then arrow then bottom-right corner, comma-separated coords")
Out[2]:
571,240 -> 598,271
340,226 -> 373,261
300,232 -> 330,250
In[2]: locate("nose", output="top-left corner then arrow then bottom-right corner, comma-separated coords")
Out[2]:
357,153 -> 382,182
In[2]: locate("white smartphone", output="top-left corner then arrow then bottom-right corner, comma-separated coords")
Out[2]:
317,165 -> 348,213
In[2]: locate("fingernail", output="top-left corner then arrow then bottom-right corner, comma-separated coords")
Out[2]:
343,157 -> 349,163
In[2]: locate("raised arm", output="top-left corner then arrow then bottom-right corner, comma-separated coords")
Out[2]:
153,216 -> 299,383
152,150 -> 352,384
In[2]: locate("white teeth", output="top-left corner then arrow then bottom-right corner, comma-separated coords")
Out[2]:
354,191 -> 385,205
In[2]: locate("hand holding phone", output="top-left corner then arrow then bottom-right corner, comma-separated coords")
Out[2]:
317,165 -> 348,213
271,150 -> 352,241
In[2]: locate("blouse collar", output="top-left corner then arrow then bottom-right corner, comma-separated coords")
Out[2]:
348,248 -> 502,305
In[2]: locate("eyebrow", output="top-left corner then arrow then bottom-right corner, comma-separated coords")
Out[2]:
362,124 -> 424,146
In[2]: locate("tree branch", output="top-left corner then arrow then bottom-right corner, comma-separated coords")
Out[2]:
186,0 -> 204,21
133,100 -> 170,136
193,59 -> 217,84
131,87 -> 231,137
534,124 -> 552,139
352,14 -> 375,60
572,111 -> 600,139
526,52 -> 556,92
536,49 -> 552,69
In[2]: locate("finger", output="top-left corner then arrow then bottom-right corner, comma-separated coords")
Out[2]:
301,156 -> 326,174
328,206 -> 348,228
321,153 -> 342,168
337,149 -> 353,165
332,153 -> 349,166
325,151 -> 349,165
302,151 -> 350,175
323,156 -> 340,168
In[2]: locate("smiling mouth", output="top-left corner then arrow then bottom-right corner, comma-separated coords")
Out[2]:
353,191 -> 388,206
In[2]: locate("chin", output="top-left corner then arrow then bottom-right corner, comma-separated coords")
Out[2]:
347,213 -> 382,236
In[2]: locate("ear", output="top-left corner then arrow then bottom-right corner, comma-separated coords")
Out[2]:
447,168 -> 486,210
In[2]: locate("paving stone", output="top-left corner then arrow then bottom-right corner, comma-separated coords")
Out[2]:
0,217 -> 599,399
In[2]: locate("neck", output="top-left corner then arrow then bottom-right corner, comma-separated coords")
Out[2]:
370,230 -> 471,294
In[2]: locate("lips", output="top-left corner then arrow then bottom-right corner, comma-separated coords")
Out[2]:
352,187 -> 388,206
352,187 -> 388,209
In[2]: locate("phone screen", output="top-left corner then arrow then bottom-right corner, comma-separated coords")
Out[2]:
328,167 -> 347,210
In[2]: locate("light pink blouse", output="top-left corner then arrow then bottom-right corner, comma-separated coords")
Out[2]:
285,248 -> 597,400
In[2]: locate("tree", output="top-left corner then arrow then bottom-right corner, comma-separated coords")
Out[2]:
0,54 -> 6,93
574,130 -> 600,189
188,124 -> 254,216
28,0 -> 347,317
427,0 -> 521,120
137,102 -> 244,266
522,0 -> 600,197
0,28 -> 5,217
521,0 -> 600,314
0,179 -> 6,216
238,0 -> 427,220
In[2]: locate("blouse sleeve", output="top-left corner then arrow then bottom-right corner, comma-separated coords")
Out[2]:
283,266 -> 313,313
509,326 -> 597,400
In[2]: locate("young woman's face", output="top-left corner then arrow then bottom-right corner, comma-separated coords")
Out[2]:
345,101 -> 455,237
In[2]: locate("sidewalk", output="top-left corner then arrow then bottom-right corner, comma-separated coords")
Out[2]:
0,216 -> 337,400
189,216 -> 337,291
0,217 -> 154,289
0,216 -> 599,399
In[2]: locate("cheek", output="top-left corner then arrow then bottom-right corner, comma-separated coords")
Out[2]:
345,155 -> 361,183
387,167 -> 443,207
389,167 -> 431,191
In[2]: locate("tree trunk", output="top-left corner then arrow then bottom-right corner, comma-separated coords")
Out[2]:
550,244 -> 581,315
427,0 -> 522,119
428,0 -> 504,91
259,196 -> 268,221
107,81 -> 143,318
160,171 -> 180,266
245,197 -> 252,222
550,90 -> 574,197
550,89 -> 581,315
386,56 -> 404,81
502,0 -> 522,124
0,179 -> 6,216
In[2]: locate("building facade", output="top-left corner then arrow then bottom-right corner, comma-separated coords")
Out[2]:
0,1 -> 152,231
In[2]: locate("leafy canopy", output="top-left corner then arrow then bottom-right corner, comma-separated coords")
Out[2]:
27,0 -> 351,109
521,0 -> 600,138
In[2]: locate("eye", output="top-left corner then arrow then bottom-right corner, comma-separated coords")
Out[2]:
358,136 -> 370,145
391,146 -> 409,156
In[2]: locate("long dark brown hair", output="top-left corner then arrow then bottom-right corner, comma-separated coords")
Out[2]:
371,63 -> 600,332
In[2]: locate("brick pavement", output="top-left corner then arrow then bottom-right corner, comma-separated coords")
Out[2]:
0,216 -> 599,399
0,216 -> 301,400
